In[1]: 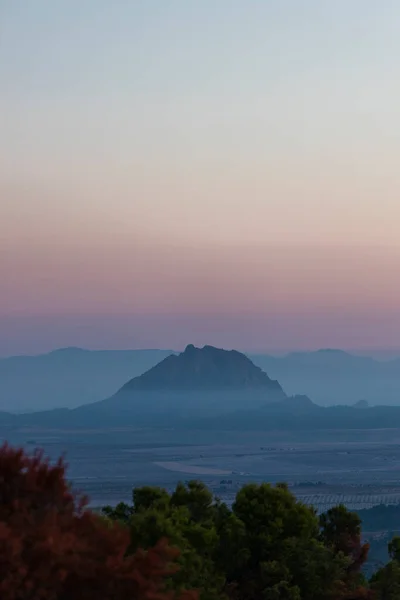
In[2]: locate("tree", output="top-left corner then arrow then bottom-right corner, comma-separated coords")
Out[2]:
370,560 -> 400,600
106,480 -> 364,600
320,504 -> 370,597
320,505 -> 364,559
388,537 -> 400,562
370,537 -> 400,600
122,481 -> 225,599
230,483 -> 349,600
0,442 -> 196,600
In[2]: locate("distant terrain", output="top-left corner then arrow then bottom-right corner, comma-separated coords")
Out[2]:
0,345 -> 285,427
250,349 -> 400,406
2,344 -> 400,431
0,347 -> 174,412
3,344 -> 400,581
1,346 -> 400,415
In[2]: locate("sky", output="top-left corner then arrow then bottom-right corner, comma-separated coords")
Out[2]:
2,0 -> 400,355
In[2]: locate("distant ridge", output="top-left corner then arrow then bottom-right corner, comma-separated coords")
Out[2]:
250,350 -> 400,406
4,345 -> 400,413
0,347 -> 175,412
353,399 -> 369,409
119,344 -> 284,393
5,343 -> 400,431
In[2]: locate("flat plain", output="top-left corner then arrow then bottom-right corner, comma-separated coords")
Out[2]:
3,426 -> 400,511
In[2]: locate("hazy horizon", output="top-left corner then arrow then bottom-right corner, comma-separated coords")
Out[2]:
3,1 -> 400,353
1,321 -> 400,361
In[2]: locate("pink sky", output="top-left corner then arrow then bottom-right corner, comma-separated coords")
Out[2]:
2,240 -> 400,355
2,1 -> 400,355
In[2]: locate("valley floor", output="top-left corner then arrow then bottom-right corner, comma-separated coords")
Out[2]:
2,426 -> 400,513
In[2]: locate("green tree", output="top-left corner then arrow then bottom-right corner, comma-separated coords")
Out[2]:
102,501 -> 133,524
388,536 -> 400,562
103,480 -> 372,600
104,481 -> 225,600
230,483 -> 350,600
370,536 -> 400,600
320,505 -> 363,557
320,504 -> 370,597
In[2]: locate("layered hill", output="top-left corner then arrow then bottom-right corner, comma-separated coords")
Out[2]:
250,349 -> 400,406
72,345 -> 286,425
0,347 -> 174,412
0,345 -> 287,428
192,397 -> 400,431
4,345 -> 400,431
3,346 -> 400,414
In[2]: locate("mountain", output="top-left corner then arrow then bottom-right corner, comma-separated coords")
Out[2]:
0,410 -> 17,426
1,345 -> 285,429
121,344 -> 284,392
5,344 -> 400,431
70,345 -> 286,426
0,347 -> 175,412
249,349 -> 400,406
3,346 -> 400,413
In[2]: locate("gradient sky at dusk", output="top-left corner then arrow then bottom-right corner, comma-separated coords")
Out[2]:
2,1 -> 400,355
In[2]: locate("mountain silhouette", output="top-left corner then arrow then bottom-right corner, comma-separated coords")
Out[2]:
0,347 -> 175,412
58,345 -> 287,426
250,350 -> 400,406
120,344 -> 284,393
6,344 -> 400,431
3,346 -> 400,414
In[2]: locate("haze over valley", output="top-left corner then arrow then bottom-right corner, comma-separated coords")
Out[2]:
2,345 -> 400,414
2,344 -> 400,522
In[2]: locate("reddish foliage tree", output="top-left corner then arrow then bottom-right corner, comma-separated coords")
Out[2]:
0,443 -> 197,600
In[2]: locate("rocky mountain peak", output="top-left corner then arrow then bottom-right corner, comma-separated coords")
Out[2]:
120,344 -> 285,393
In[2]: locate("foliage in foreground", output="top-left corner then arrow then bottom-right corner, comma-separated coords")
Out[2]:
103,481 -> 373,600
0,442 -> 196,600
4,440 -> 400,599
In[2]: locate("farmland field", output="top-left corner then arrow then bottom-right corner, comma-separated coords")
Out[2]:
2,426 -> 400,511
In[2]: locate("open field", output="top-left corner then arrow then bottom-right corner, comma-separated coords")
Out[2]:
3,426 -> 400,510
154,461 -> 232,475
